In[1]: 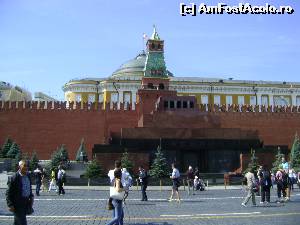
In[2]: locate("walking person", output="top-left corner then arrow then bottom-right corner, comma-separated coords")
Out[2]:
258,165 -> 272,204
33,166 -> 42,196
283,169 -> 291,201
48,168 -> 57,192
107,168 -> 124,225
169,163 -> 181,203
6,160 -> 34,225
186,166 -> 194,195
41,168 -> 48,192
138,166 -> 148,201
57,166 -> 66,195
276,168 -> 286,203
122,168 -> 132,204
241,168 -> 256,207
288,168 -> 296,190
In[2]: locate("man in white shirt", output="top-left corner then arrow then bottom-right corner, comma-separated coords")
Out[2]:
169,163 -> 181,203
241,168 -> 257,207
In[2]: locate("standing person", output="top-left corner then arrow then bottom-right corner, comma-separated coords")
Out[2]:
281,157 -> 289,172
107,169 -> 124,225
169,163 -> 181,203
282,169 -> 291,201
258,165 -> 272,204
288,168 -> 296,190
33,166 -> 42,196
138,166 -> 148,201
57,166 -> 65,195
48,168 -> 57,192
275,168 -> 286,203
186,166 -> 194,195
41,168 -> 48,192
6,160 -> 34,225
122,168 -> 132,204
241,168 -> 256,207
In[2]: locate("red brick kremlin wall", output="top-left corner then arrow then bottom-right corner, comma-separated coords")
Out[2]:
1,101 -> 300,161
0,101 -> 138,159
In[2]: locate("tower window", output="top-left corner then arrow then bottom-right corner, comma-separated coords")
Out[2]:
148,83 -> 154,89
158,83 -> 164,90
151,43 -> 155,50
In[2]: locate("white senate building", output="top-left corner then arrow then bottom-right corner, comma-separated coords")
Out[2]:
62,28 -> 300,109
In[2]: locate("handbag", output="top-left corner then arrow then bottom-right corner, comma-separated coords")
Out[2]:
26,198 -> 34,215
109,187 -> 123,200
106,198 -> 114,210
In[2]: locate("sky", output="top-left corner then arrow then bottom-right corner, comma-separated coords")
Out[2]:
0,0 -> 299,100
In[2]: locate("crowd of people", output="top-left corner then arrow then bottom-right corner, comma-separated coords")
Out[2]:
241,157 -> 300,207
5,157 -> 300,225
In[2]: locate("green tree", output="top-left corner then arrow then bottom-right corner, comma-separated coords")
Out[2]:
84,159 -> 103,186
12,152 -> 23,172
50,147 -> 62,169
59,144 -> 69,163
245,149 -> 259,174
1,138 -> 13,158
290,133 -> 300,171
30,151 -> 39,171
76,138 -> 88,162
121,149 -> 134,175
272,147 -> 285,173
6,142 -> 21,159
149,146 -> 169,189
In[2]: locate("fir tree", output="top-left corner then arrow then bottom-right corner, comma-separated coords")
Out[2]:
30,151 -> 39,171
12,152 -> 23,172
1,138 -> 13,158
76,138 -> 88,162
150,146 -> 169,188
84,159 -> 103,179
84,159 -> 103,186
59,144 -> 69,163
50,148 -> 62,169
272,147 -> 285,173
6,142 -> 21,159
245,149 -> 259,174
121,149 -> 134,175
290,133 -> 300,171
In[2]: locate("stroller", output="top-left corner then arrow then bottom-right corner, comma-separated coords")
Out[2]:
194,176 -> 205,191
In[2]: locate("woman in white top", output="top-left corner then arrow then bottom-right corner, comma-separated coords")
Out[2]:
169,163 -> 181,203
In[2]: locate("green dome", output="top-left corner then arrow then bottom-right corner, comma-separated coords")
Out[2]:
111,51 -> 146,78
111,51 -> 173,78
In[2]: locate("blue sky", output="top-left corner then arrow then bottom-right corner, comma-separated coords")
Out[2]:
0,0 -> 299,100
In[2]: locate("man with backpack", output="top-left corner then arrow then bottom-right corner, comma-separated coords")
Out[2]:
258,165 -> 272,204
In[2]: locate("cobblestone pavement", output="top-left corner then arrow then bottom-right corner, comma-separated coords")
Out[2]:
0,187 -> 300,225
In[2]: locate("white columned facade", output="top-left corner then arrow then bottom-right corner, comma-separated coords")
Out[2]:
269,94 -> 274,106
118,91 -> 123,109
256,93 -> 262,105
132,92 -> 137,109
291,94 -> 297,106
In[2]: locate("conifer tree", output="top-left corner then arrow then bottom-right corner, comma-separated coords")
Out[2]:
290,133 -> 300,171
50,148 -> 62,169
6,142 -> 21,159
84,159 -> 103,186
76,138 -> 88,162
121,149 -> 134,175
245,149 -> 259,174
59,144 -> 69,163
30,151 -> 39,171
272,147 -> 285,173
1,138 -> 13,158
150,146 -> 169,189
